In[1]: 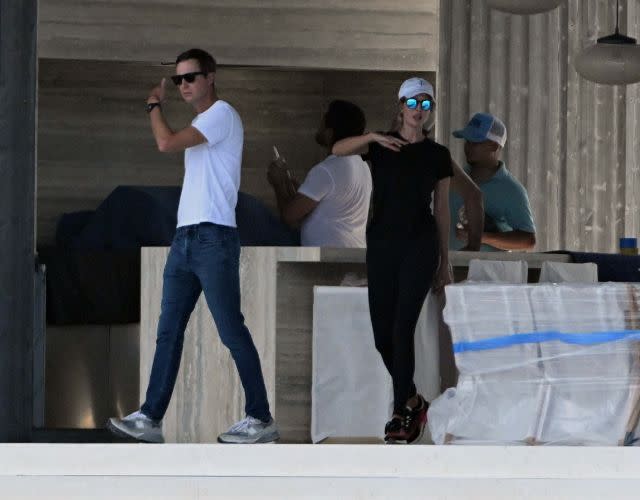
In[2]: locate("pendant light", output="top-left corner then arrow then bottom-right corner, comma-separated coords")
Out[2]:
575,0 -> 640,85
486,0 -> 563,15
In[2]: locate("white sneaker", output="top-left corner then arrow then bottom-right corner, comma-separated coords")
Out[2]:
217,416 -> 280,444
107,410 -> 164,443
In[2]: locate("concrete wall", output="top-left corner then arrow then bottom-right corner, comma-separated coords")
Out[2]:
38,0 -> 439,71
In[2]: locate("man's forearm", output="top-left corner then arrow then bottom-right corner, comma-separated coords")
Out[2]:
464,200 -> 483,250
271,179 -> 296,218
450,160 -> 483,251
482,230 -> 536,251
149,108 -> 175,152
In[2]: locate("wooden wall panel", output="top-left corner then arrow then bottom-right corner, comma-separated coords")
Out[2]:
37,59 -> 433,245
625,1 -> 640,238
437,0 -> 640,253
38,0 -> 438,71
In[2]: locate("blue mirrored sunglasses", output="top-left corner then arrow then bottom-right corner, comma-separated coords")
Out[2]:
405,98 -> 432,111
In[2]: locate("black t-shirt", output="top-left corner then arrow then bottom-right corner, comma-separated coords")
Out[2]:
363,132 -> 453,241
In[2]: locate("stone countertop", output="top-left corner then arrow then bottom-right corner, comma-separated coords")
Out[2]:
271,247 -> 571,267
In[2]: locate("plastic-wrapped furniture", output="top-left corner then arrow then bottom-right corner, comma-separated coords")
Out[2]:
429,283 -> 640,446
311,286 -> 392,443
538,261 -> 598,283
467,259 -> 528,283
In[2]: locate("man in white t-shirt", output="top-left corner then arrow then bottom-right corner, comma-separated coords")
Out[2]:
267,100 -> 372,247
107,49 -> 278,445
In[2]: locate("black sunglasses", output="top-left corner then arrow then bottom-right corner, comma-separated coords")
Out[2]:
171,71 -> 207,85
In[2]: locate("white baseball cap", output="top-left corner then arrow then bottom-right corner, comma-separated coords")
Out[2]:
398,77 -> 435,101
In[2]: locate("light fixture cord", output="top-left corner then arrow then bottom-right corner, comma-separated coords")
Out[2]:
616,0 -> 620,35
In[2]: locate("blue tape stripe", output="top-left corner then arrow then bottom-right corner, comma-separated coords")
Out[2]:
453,330 -> 640,354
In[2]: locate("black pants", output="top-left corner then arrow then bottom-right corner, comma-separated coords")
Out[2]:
366,236 -> 439,415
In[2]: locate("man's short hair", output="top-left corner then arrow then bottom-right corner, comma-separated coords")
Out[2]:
175,48 -> 217,74
325,100 -> 366,143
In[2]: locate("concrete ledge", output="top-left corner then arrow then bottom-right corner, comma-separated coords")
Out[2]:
3,444 -> 640,499
1,444 -> 639,479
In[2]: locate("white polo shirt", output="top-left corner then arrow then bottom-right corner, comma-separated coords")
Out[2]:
177,100 -> 243,228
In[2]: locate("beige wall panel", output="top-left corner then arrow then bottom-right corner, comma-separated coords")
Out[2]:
274,262 -> 366,443
140,247 -> 277,443
566,0 -> 630,251
625,1 -> 640,238
438,0 -> 640,253
39,0 -> 438,71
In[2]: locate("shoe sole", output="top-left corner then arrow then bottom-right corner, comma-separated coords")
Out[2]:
217,432 -> 280,444
106,419 -> 164,444
384,438 -> 408,445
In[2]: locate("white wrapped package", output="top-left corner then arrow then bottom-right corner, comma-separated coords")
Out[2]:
311,286 -> 441,442
440,284 -> 542,442
531,284 -> 637,444
311,286 -> 393,442
429,283 -> 640,446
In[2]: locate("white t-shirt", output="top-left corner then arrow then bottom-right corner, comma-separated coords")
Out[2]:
297,154 -> 372,248
177,100 -> 243,228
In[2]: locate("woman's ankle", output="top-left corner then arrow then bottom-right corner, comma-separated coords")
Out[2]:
406,394 -> 422,410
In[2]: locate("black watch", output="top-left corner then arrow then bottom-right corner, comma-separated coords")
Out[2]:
146,101 -> 161,113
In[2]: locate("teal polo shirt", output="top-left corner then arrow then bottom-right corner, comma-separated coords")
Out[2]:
449,162 -> 536,251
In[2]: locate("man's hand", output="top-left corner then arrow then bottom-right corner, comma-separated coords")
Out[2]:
267,161 -> 297,199
148,78 -> 167,104
267,161 -> 285,185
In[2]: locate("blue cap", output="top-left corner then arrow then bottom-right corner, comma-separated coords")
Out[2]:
453,112 -> 507,148
620,237 -> 638,248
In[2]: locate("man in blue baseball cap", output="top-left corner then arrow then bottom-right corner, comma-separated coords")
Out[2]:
450,112 -> 536,251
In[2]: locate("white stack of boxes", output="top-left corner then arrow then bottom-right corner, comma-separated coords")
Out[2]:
429,283 -> 640,445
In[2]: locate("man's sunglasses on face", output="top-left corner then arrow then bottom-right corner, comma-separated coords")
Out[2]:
171,71 -> 207,85
405,98 -> 433,111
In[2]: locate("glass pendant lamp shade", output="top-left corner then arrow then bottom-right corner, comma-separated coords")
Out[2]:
574,0 -> 640,85
486,0 -> 563,15
575,35 -> 640,84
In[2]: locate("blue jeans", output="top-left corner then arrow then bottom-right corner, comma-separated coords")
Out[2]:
141,222 -> 271,422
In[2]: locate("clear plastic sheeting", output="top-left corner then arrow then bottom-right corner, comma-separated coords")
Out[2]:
466,259 -> 528,283
429,282 -> 640,446
538,261 -> 598,283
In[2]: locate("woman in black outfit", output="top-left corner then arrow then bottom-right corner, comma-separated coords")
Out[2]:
332,77 -> 453,444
